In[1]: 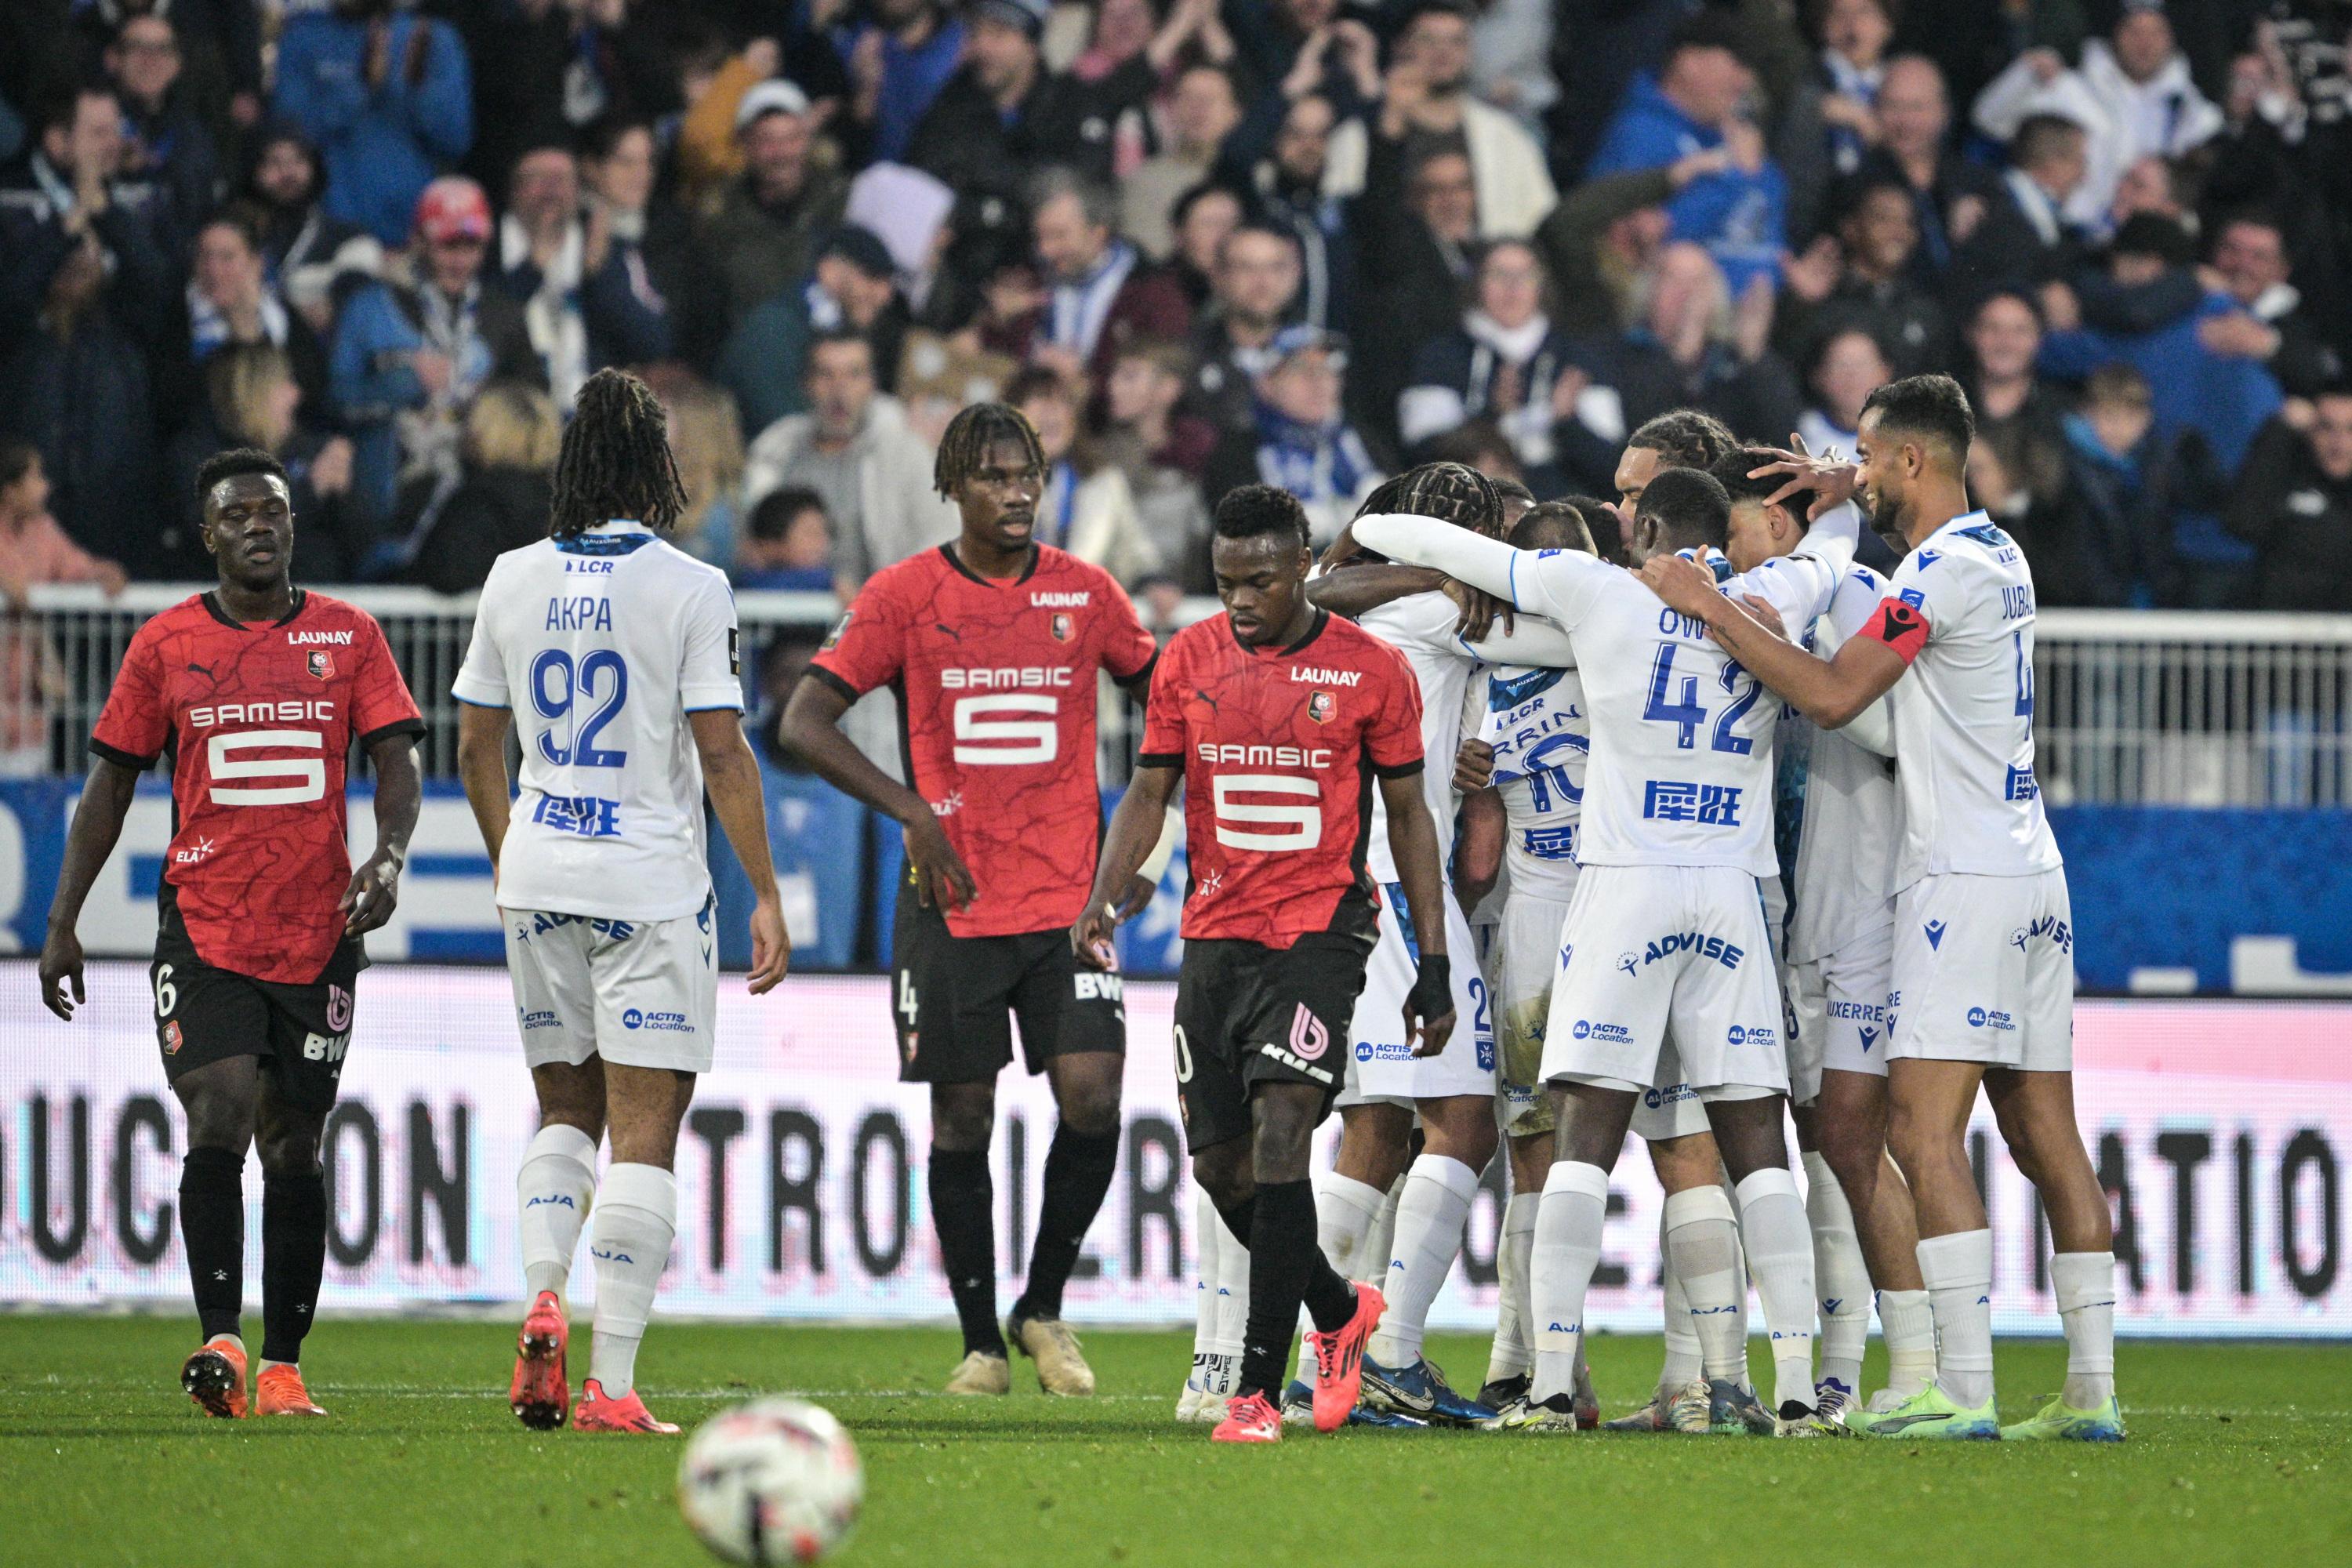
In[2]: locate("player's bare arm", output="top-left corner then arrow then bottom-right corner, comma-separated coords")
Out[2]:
1073,760 -> 1179,971
341,731 -> 420,938
1745,434 -> 1860,520
455,701 -> 516,884
779,674 -> 976,913
1377,771 -> 1456,1057
1454,783 -> 1504,910
1640,552 -> 1906,729
690,709 -> 791,994
36,756 -> 142,1020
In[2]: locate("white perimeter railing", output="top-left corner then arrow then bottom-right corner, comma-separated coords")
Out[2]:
9,585 -> 2352,807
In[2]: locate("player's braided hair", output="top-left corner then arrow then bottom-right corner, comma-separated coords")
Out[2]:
1354,460 -> 1503,536
548,368 -> 688,538
934,401 -> 1046,500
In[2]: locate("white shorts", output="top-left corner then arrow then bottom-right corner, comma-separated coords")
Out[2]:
1494,891 -> 1573,1138
504,902 -> 720,1073
1339,880 -> 1497,1106
1787,920 -> 1895,1101
1627,1033 -> 1715,1142
1886,869 -> 2074,1071
1543,865 -> 1788,1097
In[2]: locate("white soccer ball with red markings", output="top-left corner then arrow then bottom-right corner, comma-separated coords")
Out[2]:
679,1399 -> 863,1565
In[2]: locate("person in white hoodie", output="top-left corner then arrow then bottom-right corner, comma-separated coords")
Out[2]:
1972,1 -> 2221,235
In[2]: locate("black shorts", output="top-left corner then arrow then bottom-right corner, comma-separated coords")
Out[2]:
1172,934 -> 1372,1154
891,872 -> 1127,1084
151,893 -> 361,1112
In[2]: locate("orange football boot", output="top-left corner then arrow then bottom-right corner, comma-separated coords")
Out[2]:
256,1363 -> 328,1417
182,1336 -> 249,1419
510,1290 -> 571,1430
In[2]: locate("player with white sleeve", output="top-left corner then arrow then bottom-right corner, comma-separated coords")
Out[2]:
1356,463 -> 1859,1437
453,371 -> 791,1436
1643,376 -> 2122,1443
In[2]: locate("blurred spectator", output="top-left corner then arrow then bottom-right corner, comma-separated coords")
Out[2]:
1352,145 -> 1479,442
330,176 -> 543,521
2227,390 -> 2352,611
1585,13 -> 1784,293
644,368 -> 748,568
1775,0 -> 1896,241
699,81 -> 848,341
1239,93 -> 1353,331
1007,365 -> 1158,583
906,0 -> 1131,201
179,211 -> 329,419
0,86 -> 174,573
582,114 -> 713,368
274,0 -> 474,248
828,0 -> 966,167
1166,180 -> 1244,310
1329,0 -> 1557,241
808,226 -> 909,394
1952,112 -> 2090,294
240,123 -> 384,332
1468,0 -> 1557,143
1963,289 -> 2078,580
1,439 -> 122,775
1124,64 -> 1244,260
2206,212 -> 2346,397
1227,0 -> 1381,156
1777,177 -> 1948,374
1399,238 -> 1620,494
1202,325 -> 1381,543
741,330 -> 958,593
402,380 -> 562,595
165,343 -> 370,583
1188,222 -> 1302,434
2107,152 -> 2190,231
1534,156 -> 1713,339
1604,241 -> 1803,442
735,485 -> 837,593
1851,54 -> 2002,278
105,9 -> 222,256
1795,325 -> 1891,458
2059,362 -> 2207,607
1025,165 -> 1192,390
1972,5 -> 2221,234
1103,339 -> 1215,588
458,0 -> 676,194
495,140 -> 669,404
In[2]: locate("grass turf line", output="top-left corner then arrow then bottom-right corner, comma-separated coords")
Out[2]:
2,1316 -> 2343,1567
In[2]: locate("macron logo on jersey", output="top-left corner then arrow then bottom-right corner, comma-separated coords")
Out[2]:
1290,666 -> 1363,688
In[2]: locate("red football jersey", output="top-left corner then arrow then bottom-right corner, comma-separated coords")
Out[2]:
89,590 -> 425,984
809,544 -> 1157,937
1138,608 -> 1424,949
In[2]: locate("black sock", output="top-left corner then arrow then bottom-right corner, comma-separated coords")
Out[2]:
179,1147 -> 245,1344
1214,1196 -> 1256,1250
260,1169 -> 328,1364
1013,1126 -> 1119,1321
927,1148 -> 1005,1356
1301,1247 -> 1358,1332
1238,1178 -> 1323,1399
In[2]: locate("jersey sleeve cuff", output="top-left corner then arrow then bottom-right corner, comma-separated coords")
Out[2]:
1113,650 -> 1160,688
360,717 -> 427,750
449,676 -> 508,706
1373,757 -> 1425,780
1134,751 -> 1183,770
680,687 -> 746,713
805,665 -> 864,704
452,693 -> 510,710
89,738 -> 157,771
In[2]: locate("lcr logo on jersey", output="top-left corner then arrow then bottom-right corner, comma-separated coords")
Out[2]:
307,650 -> 335,680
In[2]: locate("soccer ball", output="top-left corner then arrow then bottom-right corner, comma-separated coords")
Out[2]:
678,1399 -> 863,1566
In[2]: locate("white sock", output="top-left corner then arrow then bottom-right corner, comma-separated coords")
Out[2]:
2050,1250 -> 2117,1408
1875,1288 -> 1937,1398
517,1123 -> 599,1303
1530,1161 -> 1608,1403
1664,1185 -> 1745,1381
1802,1152 -> 1870,1399
1734,1167 -> 1820,1414
587,1162 -> 677,1399
1657,1207 -> 1704,1393
1486,1192 -> 1539,1383
1370,1154 -> 1479,1367
1188,1184 -> 1217,1391
1726,1199 -> 1752,1382
1915,1229 -> 1995,1409
1295,1170 -> 1384,1393
1208,1188 -> 1250,1396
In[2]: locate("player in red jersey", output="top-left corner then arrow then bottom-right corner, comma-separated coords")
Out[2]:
38,448 -> 423,1419
1075,485 -> 1457,1443
781,403 -> 1163,1397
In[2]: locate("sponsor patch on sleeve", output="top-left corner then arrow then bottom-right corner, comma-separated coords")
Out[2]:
1860,596 -> 1931,663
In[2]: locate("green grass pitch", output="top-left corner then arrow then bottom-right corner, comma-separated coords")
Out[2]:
3,1316 -> 2345,1567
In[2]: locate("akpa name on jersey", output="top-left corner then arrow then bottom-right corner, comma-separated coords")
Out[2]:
187,699 -> 336,728
940,666 -> 1073,689
1196,742 -> 1334,767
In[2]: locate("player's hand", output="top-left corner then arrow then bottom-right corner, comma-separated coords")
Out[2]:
38,925 -> 85,1022
340,846 -> 404,937
1404,954 -> 1454,1057
1444,578 -> 1513,641
1746,433 -> 1857,519
1735,593 -> 1788,644
1070,904 -> 1120,971
746,895 -> 790,994
1639,551 -> 1724,619
1113,873 -> 1157,924
1452,736 -> 1495,793
903,815 -> 978,913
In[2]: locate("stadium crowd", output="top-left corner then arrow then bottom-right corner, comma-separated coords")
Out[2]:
3,0 -> 2352,626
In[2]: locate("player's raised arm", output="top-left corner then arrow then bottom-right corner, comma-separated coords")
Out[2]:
1074,760 -> 1180,971
37,757 -> 143,1021
1352,512 -> 1607,630
1642,552 -> 1909,730
690,709 -> 791,993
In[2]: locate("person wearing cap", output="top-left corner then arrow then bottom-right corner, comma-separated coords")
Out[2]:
699,77 -> 849,339
1201,325 -> 1383,545
904,0 -> 1129,205
240,122 -> 385,336
328,176 -> 543,524
274,0 -> 474,249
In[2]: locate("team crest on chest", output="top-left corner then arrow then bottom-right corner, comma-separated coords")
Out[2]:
1306,690 -> 1335,724
1050,612 -> 1074,642
307,650 -> 335,680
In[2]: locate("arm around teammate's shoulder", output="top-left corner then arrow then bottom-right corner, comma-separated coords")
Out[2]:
1641,551 -> 1910,730
690,707 -> 790,993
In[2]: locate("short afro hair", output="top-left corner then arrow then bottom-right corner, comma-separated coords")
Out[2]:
1635,466 -> 1733,550
1213,483 -> 1311,549
1510,499 -> 1596,554
1860,373 -> 1974,473
194,447 -> 291,507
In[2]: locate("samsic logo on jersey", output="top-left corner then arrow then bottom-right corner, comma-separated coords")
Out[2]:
1193,743 -> 1334,768
939,666 -> 1073,689
1306,690 -> 1334,723
187,699 -> 336,729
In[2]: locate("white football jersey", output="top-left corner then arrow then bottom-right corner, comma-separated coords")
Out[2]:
1784,564 -> 1900,964
1352,510 -> 1857,876
452,521 -> 743,920
1479,663 -> 1588,902
1879,510 -> 2063,888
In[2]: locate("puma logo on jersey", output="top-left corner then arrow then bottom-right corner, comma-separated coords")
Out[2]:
1030,591 -> 1091,607
1289,666 -> 1363,687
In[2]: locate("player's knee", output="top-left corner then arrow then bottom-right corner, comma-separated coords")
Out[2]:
929,1083 -> 996,1151
1191,1142 -> 1253,1211
1249,1095 -> 1318,1181
257,1122 -> 321,1174
176,1080 -> 258,1151
1819,1119 -> 1883,1189
1055,1080 -> 1123,1141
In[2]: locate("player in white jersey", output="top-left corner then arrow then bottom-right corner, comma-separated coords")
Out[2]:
1644,376 -> 2122,1443
452,372 -> 792,1435
1358,464 -> 1859,1436
1711,448 -> 1936,1425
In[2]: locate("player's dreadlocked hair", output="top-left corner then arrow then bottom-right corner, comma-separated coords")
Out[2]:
1626,408 -> 1737,471
1354,460 -> 1504,536
548,368 -> 688,538
933,401 -> 1046,500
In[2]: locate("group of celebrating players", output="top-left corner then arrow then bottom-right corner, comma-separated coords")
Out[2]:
37,355 -> 2122,1448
